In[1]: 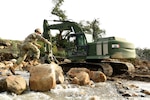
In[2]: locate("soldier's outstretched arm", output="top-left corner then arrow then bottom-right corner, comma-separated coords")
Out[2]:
35,34 -> 51,45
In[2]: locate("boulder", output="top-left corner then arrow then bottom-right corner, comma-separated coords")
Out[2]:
89,71 -> 107,82
29,62 -> 64,92
6,75 -> 27,95
29,64 -> 56,91
71,71 -> 92,86
67,68 -> 90,78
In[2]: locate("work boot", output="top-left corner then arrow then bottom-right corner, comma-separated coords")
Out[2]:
9,66 -> 15,75
9,63 -> 18,75
32,59 -> 39,66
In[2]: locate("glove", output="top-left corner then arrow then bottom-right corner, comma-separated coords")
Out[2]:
48,41 -> 52,45
36,44 -> 42,48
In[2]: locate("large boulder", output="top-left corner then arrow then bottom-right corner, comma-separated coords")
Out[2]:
6,75 -> 27,95
29,62 -> 64,92
89,71 -> 107,82
29,64 -> 56,91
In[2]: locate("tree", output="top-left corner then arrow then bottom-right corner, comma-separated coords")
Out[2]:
136,48 -> 150,61
51,0 -> 67,20
51,0 -> 68,45
79,19 -> 105,41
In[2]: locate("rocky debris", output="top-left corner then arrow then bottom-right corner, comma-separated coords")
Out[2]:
0,75 -> 27,95
29,62 -> 64,92
0,60 -> 65,93
0,59 -> 28,75
0,60 -> 14,75
65,68 -> 107,86
115,81 -> 150,98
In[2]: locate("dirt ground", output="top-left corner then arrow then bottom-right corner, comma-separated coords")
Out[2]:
109,59 -> 150,82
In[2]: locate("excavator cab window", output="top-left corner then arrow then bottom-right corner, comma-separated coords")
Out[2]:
67,32 -> 87,57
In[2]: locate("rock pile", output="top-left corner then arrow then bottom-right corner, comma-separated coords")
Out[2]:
0,60 -> 107,95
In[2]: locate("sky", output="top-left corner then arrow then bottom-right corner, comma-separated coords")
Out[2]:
0,0 -> 150,48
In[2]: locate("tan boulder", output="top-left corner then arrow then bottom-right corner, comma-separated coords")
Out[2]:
67,68 -> 90,78
29,64 -> 56,91
71,71 -> 92,86
6,75 -> 27,95
89,71 -> 107,82
29,62 -> 64,92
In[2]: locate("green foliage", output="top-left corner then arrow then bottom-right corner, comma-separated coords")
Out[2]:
52,35 -> 67,57
136,48 -> 150,61
10,41 -> 20,57
79,19 -> 105,41
52,43 -> 66,57
52,44 -> 58,54
52,34 -> 68,48
51,0 -> 67,20
38,39 -> 67,57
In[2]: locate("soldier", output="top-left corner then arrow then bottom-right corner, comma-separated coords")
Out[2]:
10,28 -> 52,75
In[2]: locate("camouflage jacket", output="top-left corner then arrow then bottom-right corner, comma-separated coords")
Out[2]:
23,33 -> 51,46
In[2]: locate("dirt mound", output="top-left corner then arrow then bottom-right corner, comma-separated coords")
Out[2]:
0,39 -> 22,61
108,58 -> 150,82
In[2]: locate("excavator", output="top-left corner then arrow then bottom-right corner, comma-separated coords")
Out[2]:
42,19 -> 136,76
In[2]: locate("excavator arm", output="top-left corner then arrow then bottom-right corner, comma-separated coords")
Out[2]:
42,19 -> 88,63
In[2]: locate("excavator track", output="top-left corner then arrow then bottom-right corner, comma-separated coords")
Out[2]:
105,61 -> 135,75
59,61 -> 135,76
98,63 -> 113,76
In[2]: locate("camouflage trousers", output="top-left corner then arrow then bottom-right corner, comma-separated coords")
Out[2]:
16,42 -> 40,65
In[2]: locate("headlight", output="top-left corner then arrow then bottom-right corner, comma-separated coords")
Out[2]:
112,44 -> 120,48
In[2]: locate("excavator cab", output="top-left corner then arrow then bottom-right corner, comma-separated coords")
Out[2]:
67,32 -> 87,60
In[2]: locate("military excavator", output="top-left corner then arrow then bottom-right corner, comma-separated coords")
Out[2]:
42,19 -> 136,76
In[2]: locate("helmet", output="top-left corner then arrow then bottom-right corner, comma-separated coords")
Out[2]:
35,28 -> 42,34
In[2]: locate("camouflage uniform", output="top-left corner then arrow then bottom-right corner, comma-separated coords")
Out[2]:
16,32 -> 51,65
